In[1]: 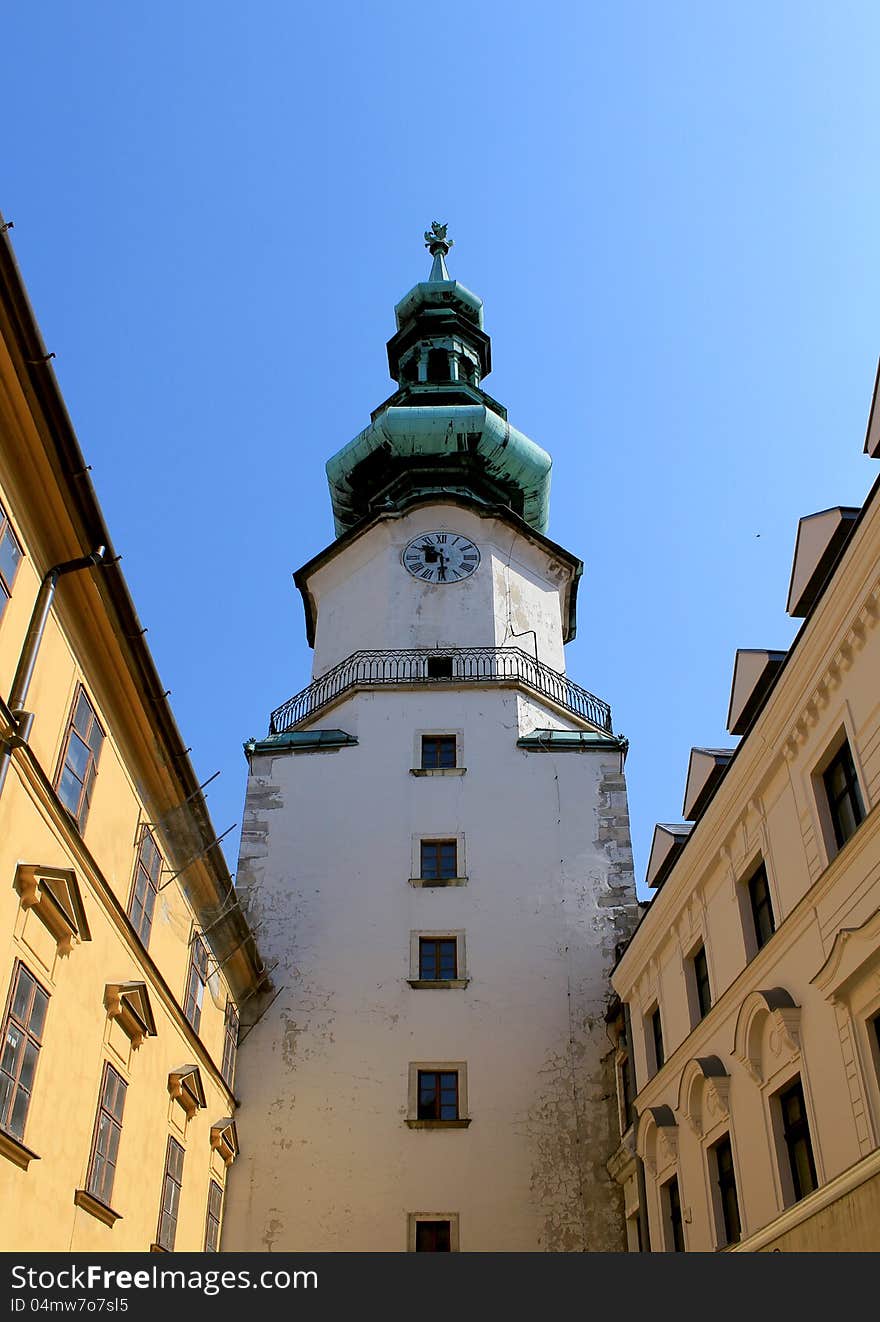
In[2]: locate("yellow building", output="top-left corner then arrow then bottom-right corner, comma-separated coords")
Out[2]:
0,219 -> 268,1251
607,375 -> 880,1251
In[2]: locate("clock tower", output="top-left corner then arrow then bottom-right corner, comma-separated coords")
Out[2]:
224,227 -> 639,1252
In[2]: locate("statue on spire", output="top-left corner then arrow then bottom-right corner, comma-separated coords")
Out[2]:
424,221 -> 453,258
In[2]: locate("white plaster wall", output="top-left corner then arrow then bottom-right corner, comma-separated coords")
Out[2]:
305,504 -> 573,677
225,686 -> 636,1252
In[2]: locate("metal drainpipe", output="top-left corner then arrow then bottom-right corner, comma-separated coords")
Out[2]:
0,546 -> 106,798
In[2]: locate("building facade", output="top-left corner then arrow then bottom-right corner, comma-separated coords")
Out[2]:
0,218 -> 268,1251
223,228 -> 640,1251
607,385 -> 880,1251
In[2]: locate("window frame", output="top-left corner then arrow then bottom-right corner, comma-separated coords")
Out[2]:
738,858 -> 776,959
85,1062 -> 127,1211
408,930 -> 468,989
708,1132 -> 741,1247
407,1212 -> 460,1252
822,739 -> 866,853
773,1076 -> 818,1206
410,834 -> 466,887
183,934 -> 210,1033
128,827 -> 163,949
661,1174 -> 685,1252
0,500 -> 23,622
420,734 -> 457,770
688,942 -> 712,1025
221,1001 -> 239,1089
204,1179 -> 224,1252
55,685 -> 105,832
156,1136 -> 185,1252
406,1061 -> 470,1128
0,961 -> 49,1146
646,1003 -> 664,1075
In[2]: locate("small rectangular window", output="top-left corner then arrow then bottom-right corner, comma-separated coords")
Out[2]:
747,862 -> 775,952
663,1175 -> 685,1252
204,1179 -> 223,1252
221,1002 -> 239,1089
0,963 -> 49,1142
56,687 -> 105,831
184,935 -> 209,1033
692,944 -> 712,1021
129,829 -> 162,949
777,1078 -> 818,1203
421,735 -> 457,769
86,1063 -> 127,1208
419,938 -> 458,981
417,1070 -> 459,1121
650,1005 -> 664,1073
823,740 -> 865,851
0,502 -> 23,622
426,656 -> 453,679
420,839 -> 458,882
710,1134 -> 741,1246
157,1137 -> 185,1251
415,1220 -> 451,1251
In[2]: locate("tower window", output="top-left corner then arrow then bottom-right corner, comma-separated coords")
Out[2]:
823,739 -> 865,852
426,656 -> 453,679
419,938 -> 458,981
416,1220 -> 451,1251
400,355 -> 418,384
421,735 -> 457,769
420,840 -> 458,882
417,1070 -> 459,1121
427,348 -> 449,382
458,355 -> 476,386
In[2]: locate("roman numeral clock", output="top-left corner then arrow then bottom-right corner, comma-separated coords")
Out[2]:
402,531 -> 481,583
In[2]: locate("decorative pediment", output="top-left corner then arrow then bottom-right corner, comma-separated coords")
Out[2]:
733,988 -> 800,1084
636,1104 -> 677,1175
677,1056 -> 730,1137
811,908 -> 880,1004
168,1065 -> 206,1117
210,1118 -> 239,1167
606,1127 -> 637,1186
13,864 -> 91,956
104,981 -> 157,1049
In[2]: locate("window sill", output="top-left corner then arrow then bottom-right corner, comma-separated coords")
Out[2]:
0,1128 -> 40,1172
407,979 -> 469,990
409,877 -> 468,888
149,1243 -> 170,1254
405,1119 -> 472,1129
410,768 -> 467,777
74,1188 -> 122,1227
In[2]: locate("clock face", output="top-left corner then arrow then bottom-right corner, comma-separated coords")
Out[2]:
402,531 -> 481,584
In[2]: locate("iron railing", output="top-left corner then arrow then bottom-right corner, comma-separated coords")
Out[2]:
269,646 -> 612,734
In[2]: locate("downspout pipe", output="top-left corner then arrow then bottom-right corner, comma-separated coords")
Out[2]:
0,546 -> 106,797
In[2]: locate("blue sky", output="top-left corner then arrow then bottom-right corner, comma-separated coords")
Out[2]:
3,3 -> 879,897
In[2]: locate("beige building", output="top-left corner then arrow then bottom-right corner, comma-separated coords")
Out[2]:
0,219 -> 268,1251
608,379 -> 880,1251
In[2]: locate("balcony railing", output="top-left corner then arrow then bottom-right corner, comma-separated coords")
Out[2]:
269,647 -> 612,735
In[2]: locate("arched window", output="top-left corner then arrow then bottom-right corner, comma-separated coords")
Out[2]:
427,348 -> 449,382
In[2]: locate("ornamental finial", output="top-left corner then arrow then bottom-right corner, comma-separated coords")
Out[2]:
424,221 -> 453,258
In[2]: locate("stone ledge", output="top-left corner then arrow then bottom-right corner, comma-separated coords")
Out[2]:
408,877 -> 468,888
0,1127 -> 40,1172
74,1188 -> 122,1227
405,1119 -> 472,1129
407,979 -> 469,990
409,768 -> 467,777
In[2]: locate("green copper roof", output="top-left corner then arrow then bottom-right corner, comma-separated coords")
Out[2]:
324,227 -> 552,537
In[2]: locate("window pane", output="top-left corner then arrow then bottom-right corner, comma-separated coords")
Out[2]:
73,692 -> 94,737
18,1040 -> 38,1094
1,1024 -> 23,1078
58,765 -> 85,815
12,970 -> 34,1022
9,1085 -> 30,1138
0,525 -> 22,588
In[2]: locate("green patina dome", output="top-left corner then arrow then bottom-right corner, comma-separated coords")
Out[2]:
325,227 -> 552,537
